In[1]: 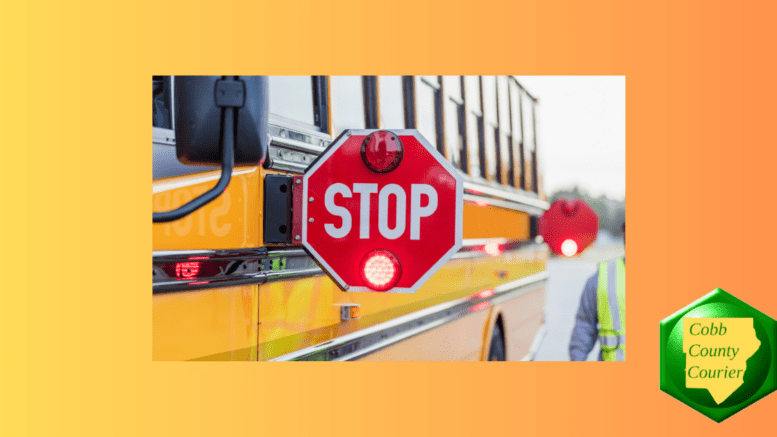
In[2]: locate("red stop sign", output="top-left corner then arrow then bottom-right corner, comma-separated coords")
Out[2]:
303,129 -> 463,293
539,199 -> 599,256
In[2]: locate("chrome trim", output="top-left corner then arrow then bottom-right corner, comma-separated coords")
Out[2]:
152,127 -> 176,146
268,114 -> 330,140
452,239 -> 546,259
464,194 -> 546,215
269,135 -> 327,155
152,247 -> 321,295
461,238 -> 508,247
265,158 -> 309,174
462,180 -> 549,210
269,271 -> 548,361
152,240 -> 548,294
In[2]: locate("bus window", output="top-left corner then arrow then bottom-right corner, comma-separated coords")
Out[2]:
268,76 -> 316,127
522,89 -> 536,192
330,76 -> 366,136
482,75 -> 498,182
152,76 -> 172,130
464,76 -> 484,179
415,76 -> 439,152
442,76 -> 466,171
497,76 -> 512,186
378,76 -> 405,130
509,78 -> 524,189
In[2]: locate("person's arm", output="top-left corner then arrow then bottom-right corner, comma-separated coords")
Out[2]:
569,273 -> 599,361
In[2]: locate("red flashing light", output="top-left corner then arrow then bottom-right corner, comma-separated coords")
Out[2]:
360,249 -> 401,291
483,241 -> 503,257
361,131 -> 403,173
475,289 -> 495,299
175,261 -> 201,279
470,302 -> 489,312
474,199 -> 490,207
561,239 -> 578,257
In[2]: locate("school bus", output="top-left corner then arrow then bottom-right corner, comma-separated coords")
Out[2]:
152,76 -> 550,361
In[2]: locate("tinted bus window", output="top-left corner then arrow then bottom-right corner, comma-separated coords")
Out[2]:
331,76 -> 366,136
522,90 -> 536,191
415,76 -> 438,151
509,79 -> 524,187
378,76 -> 405,129
522,91 -> 535,154
152,76 -> 172,129
442,76 -> 464,170
482,75 -> 498,181
497,76 -> 512,185
464,75 -> 483,179
268,76 -> 316,126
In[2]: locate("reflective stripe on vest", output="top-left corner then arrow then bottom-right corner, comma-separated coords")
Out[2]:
597,258 -> 625,361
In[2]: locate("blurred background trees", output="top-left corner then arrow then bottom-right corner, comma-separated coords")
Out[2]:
549,186 -> 625,240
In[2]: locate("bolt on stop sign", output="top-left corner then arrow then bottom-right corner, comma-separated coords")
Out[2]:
303,129 -> 463,293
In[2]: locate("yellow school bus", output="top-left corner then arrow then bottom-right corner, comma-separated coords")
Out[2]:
152,76 -> 549,361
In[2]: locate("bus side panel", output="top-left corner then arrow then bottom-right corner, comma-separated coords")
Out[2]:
152,285 -> 259,361
257,259 -> 477,361
502,285 -> 545,361
462,202 -> 529,240
356,310 -> 492,361
152,167 -> 261,251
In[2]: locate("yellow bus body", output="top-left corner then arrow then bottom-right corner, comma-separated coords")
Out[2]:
153,167 -> 547,361
152,75 -> 548,361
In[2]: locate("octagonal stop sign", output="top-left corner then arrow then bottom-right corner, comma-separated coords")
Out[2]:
302,129 -> 463,293
539,198 -> 599,257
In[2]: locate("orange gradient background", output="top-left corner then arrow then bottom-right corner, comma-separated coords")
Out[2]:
1,0 -> 776,435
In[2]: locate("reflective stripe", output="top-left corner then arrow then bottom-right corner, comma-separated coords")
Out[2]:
607,260 -> 622,334
597,258 -> 626,361
599,335 -> 626,347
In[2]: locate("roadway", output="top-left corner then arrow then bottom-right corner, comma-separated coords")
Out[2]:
534,245 -> 625,361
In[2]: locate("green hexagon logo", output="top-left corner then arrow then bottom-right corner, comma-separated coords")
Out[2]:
660,288 -> 777,422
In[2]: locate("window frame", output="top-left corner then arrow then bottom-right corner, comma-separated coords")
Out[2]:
267,76 -> 329,134
480,75 -> 499,183
496,76 -> 513,187
152,76 -> 176,146
508,77 -> 524,190
441,76 -> 468,172
363,76 -> 379,129
409,75 -> 444,156
376,75 -> 407,131
462,75 -> 486,180
329,75 -> 369,136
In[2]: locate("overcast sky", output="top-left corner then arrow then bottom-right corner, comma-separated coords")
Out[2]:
516,76 -> 625,201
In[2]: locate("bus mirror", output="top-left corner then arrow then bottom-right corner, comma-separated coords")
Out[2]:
174,76 -> 269,166
152,76 -> 269,223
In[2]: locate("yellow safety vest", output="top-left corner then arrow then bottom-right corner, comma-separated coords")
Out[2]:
597,258 -> 626,361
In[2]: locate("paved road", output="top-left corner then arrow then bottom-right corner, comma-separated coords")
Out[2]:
534,246 -> 624,361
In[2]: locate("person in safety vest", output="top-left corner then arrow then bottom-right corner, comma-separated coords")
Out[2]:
569,222 -> 625,361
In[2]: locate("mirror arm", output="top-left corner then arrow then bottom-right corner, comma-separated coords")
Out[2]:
152,107 -> 235,223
